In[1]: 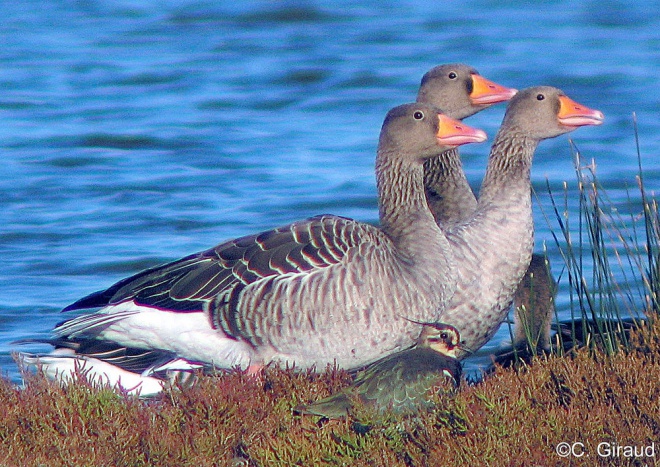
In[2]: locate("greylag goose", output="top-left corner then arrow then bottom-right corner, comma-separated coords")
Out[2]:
24,103 -> 486,380
417,69 -> 597,360
417,69 -> 613,361
511,253 -> 556,354
438,86 -> 603,355
491,254 -> 556,367
295,323 -> 464,419
416,64 -> 517,227
417,68 -> 567,360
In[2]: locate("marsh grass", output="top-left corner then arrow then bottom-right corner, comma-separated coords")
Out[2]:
541,117 -> 656,355
4,121 -> 660,466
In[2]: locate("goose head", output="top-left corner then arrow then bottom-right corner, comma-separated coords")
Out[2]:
500,86 -> 604,140
417,64 -> 517,120
378,103 -> 487,162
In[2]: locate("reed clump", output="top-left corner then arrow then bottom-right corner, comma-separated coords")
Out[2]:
543,119 -> 657,355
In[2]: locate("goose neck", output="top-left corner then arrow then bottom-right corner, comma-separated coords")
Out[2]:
424,148 -> 477,227
376,151 -> 445,251
478,130 -> 539,203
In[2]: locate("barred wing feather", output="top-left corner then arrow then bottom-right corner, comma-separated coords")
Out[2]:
62,215 -> 380,319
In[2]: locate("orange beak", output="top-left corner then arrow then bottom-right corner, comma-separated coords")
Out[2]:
557,95 -> 605,128
437,114 -> 488,147
470,74 -> 518,106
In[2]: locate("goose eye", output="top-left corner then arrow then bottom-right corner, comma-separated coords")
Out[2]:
413,110 -> 425,120
448,71 -> 457,79
536,94 -> 545,101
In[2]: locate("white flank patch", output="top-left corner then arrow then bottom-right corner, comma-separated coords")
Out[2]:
91,301 -> 255,369
19,350 -> 165,397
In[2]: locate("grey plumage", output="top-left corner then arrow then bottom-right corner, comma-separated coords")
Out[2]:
40,103 -> 486,373
492,255 -> 641,368
417,64 -> 517,228
423,86 -> 603,354
18,65 -> 510,390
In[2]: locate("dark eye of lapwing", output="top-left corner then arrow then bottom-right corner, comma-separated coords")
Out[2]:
448,71 -> 457,79
413,110 -> 424,120
537,94 -> 545,101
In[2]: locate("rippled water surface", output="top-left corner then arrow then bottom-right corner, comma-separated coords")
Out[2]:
2,0 -> 659,381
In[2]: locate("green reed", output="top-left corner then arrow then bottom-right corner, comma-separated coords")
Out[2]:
544,115 -> 656,354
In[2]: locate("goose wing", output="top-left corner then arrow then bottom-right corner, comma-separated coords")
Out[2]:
63,214 -> 380,316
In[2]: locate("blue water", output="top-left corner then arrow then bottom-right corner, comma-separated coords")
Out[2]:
2,1 -> 659,382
